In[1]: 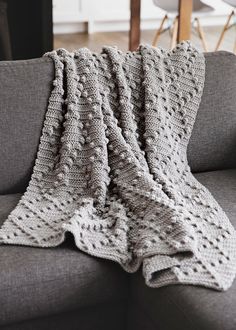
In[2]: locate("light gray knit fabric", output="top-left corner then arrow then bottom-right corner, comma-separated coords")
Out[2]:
1,42 -> 236,291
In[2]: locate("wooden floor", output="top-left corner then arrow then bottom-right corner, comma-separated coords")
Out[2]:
54,25 -> 236,53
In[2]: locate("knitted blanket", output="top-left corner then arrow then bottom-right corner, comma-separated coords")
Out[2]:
1,42 -> 236,291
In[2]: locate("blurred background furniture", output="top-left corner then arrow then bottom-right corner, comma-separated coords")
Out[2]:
215,0 -> 236,51
129,0 -> 193,50
0,0 -> 12,60
152,0 -> 214,50
3,0 -> 53,60
1,0 -> 236,58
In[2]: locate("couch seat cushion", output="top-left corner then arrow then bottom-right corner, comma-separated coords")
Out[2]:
130,169 -> 236,330
0,194 -> 128,326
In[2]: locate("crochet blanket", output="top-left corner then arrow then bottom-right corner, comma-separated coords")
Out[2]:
1,42 -> 236,291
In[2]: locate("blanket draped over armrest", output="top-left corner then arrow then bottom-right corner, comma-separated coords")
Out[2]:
1,41 -> 236,291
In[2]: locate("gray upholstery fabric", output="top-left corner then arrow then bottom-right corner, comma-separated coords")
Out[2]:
1,51 -> 236,329
2,303 -> 126,330
0,52 -> 235,195
0,195 -> 128,326
188,52 -> 236,173
0,58 -> 54,194
129,169 -> 236,330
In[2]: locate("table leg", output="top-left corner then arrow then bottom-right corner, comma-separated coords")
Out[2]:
177,0 -> 192,42
129,0 -> 141,51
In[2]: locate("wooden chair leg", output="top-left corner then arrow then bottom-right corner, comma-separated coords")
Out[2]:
215,10 -> 234,51
152,14 -> 168,47
194,17 -> 208,52
170,16 -> 178,49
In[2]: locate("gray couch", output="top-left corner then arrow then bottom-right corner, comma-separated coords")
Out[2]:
0,51 -> 235,330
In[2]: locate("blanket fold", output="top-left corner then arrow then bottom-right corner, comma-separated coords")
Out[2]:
1,41 -> 236,291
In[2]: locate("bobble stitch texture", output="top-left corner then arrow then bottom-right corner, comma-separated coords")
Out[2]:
0,43 -> 236,292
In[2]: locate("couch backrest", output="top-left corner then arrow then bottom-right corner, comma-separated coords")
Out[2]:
0,51 -> 235,194
0,58 -> 53,194
188,51 -> 236,173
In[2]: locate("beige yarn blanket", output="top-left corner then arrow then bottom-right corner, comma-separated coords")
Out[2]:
1,42 -> 236,291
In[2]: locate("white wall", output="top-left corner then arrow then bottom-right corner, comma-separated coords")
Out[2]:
53,0 -> 233,34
